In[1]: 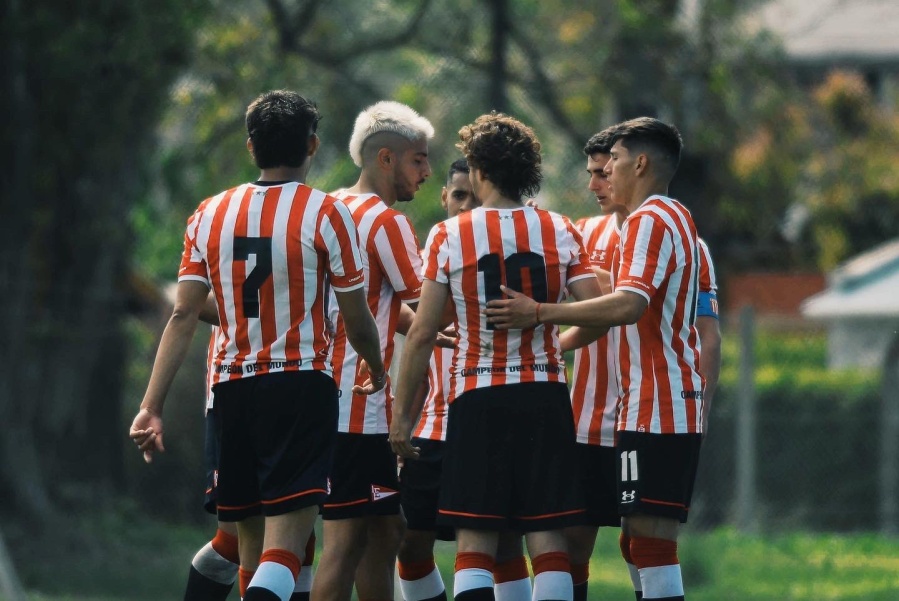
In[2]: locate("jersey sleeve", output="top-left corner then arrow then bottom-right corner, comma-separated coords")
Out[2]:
563,218 -> 596,286
697,238 -> 719,319
178,207 -> 210,286
615,212 -> 672,303
422,222 -> 450,285
373,212 -> 423,303
318,199 -> 366,292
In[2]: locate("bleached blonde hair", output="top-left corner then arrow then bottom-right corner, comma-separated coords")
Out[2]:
349,101 -> 434,167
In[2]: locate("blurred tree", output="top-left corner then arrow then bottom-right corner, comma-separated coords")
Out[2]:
730,70 -> 899,271
0,0 -> 209,521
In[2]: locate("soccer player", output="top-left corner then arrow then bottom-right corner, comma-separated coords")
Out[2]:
561,128 -> 627,601
561,128 -> 721,600
389,112 -> 603,601
396,159 -> 532,601
312,101 -> 433,601
485,117 -> 703,601
184,324 -> 319,601
181,326 -> 240,601
130,90 -> 386,601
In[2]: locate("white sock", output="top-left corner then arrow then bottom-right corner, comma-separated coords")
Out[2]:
248,561 -> 296,601
192,541 -> 239,584
533,570 -> 572,601
400,564 -> 446,600
639,564 -> 683,598
454,568 -> 494,595
494,576 -> 531,601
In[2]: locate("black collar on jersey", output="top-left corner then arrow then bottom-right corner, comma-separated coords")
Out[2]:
253,180 -> 294,186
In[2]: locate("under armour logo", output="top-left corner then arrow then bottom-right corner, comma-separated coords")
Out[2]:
621,490 -> 636,503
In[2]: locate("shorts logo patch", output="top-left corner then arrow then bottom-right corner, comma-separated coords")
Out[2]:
326,478 -> 332,495
621,490 -> 636,503
371,485 -> 398,501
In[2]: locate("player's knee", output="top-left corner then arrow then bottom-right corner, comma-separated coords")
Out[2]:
398,530 -> 436,564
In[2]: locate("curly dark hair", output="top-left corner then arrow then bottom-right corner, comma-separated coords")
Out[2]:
245,90 -> 321,169
456,113 -> 542,201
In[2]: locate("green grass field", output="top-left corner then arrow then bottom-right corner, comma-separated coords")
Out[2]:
7,512 -> 899,600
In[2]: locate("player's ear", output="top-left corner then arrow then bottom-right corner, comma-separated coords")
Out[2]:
440,187 -> 449,211
635,153 -> 648,176
307,133 -> 320,157
378,147 -> 393,170
246,137 -> 254,157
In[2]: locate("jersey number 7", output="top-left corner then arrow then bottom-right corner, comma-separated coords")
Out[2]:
234,236 -> 273,318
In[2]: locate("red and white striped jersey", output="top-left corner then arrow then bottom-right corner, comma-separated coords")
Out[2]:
413,345 -> 452,441
698,238 -> 718,299
179,181 -> 365,386
204,326 -> 222,413
611,195 -> 704,434
570,214 -> 621,446
328,192 -> 423,434
422,206 -> 594,400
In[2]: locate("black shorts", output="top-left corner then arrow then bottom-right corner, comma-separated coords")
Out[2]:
321,432 -> 401,520
399,438 -> 454,541
203,411 -> 219,515
212,370 -> 338,522
438,382 -> 584,533
572,443 -> 619,527
616,431 -> 702,523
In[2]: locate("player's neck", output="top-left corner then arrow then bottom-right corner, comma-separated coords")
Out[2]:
627,181 -> 669,212
257,166 -> 307,184
348,172 -> 396,206
478,188 -> 521,210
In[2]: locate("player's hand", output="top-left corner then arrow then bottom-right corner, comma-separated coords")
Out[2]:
434,326 -> 457,349
129,408 -> 165,464
388,417 -> 420,460
353,360 -> 388,395
484,285 -> 540,330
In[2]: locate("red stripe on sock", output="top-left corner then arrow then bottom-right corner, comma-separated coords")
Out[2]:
531,551 -> 570,575
629,537 -> 679,569
238,567 -> 255,598
211,529 -> 240,564
570,562 -> 590,585
303,532 -> 316,566
260,548 -> 301,580
619,532 -> 634,564
398,558 -> 437,581
493,556 -> 529,583
455,552 -> 495,572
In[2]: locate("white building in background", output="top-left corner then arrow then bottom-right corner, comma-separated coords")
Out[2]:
743,0 -> 899,109
801,239 -> 899,369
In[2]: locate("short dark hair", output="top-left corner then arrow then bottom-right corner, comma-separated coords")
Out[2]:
446,158 -> 470,184
583,126 -> 618,156
456,112 -> 542,202
609,117 -> 682,181
245,90 -> 321,169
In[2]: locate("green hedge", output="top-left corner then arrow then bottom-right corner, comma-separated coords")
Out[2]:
693,331 -> 882,532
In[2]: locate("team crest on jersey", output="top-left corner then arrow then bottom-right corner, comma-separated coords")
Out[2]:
371,485 -> 398,501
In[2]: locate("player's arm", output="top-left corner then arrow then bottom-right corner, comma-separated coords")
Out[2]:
389,279 -> 449,459
335,287 -> 386,395
487,285 -> 646,330
198,293 -> 219,326
592,267 -> 613,295
130,279 -> 209,463
396,302 -> 416,336
696,314 -> 721,437
558,276 -> 609,351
